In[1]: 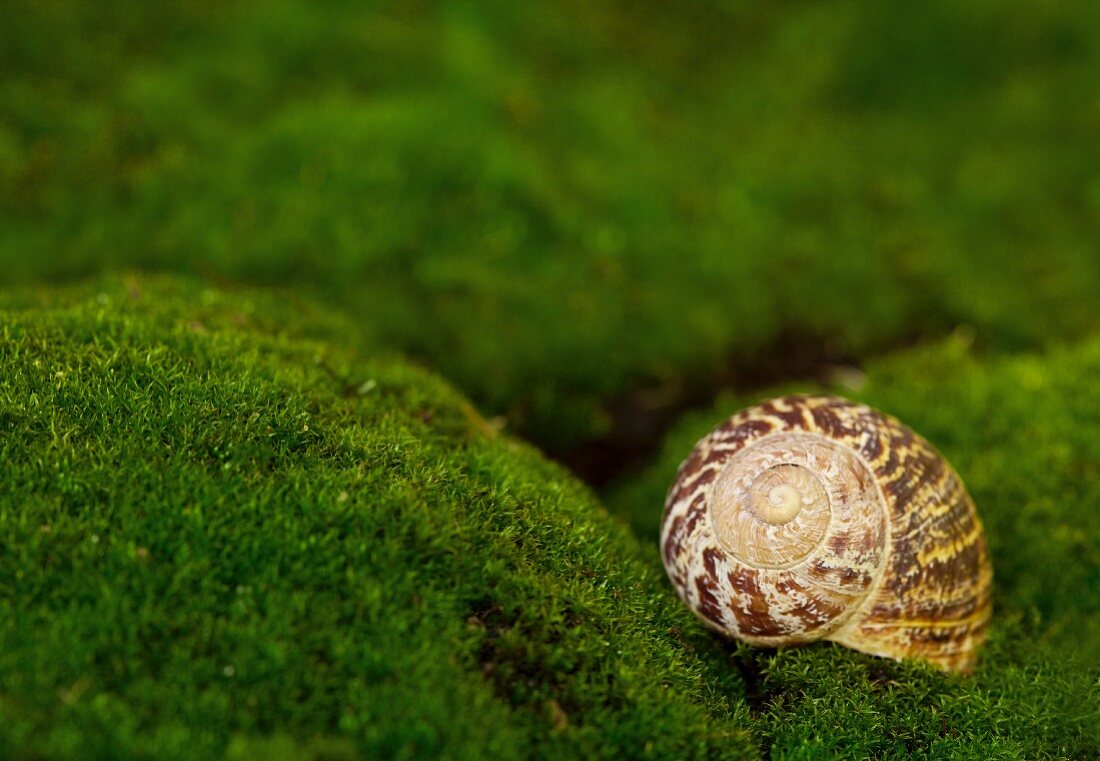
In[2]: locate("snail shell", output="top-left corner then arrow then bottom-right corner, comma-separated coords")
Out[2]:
660,395 -> 992,672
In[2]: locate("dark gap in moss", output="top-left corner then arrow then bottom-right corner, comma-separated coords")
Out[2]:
469,599 -> 621,726
559,327 -> 926,489
730,648 -> 774,757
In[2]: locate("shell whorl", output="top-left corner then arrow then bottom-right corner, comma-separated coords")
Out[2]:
660,395 -> 993,672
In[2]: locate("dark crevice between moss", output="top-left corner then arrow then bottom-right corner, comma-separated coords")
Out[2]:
468,599 -> 614,734
556,330 -> 865,489
554,325 -> 943,490
730,647 -> 774,759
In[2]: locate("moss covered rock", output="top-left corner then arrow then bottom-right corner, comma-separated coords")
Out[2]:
2,277 -> 1096,758
0,277 -> 755,759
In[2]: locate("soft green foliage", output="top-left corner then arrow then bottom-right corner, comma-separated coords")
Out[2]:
0,278 -> 756,760
608,334 -> 1100,757
3,0 -> 1100,449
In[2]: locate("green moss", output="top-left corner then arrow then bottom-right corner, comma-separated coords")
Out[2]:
2,1 -> 1099,756
3,1 -> 1100,450
0,276 -> 756,760
608,334 -> 1100,757
3,277 -> 1095,759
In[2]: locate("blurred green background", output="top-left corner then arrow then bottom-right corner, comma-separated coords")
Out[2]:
4,0 -> 1099,460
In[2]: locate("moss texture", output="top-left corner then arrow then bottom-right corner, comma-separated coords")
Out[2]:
3,0 -> 1100,450
3,1 -> 1099,757
0,277 -> 758,760
2,278 -> 1096,759
609,334 -> 1100,757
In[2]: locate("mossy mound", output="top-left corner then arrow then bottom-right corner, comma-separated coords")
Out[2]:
2,278 -> 1096,758
609,334 -> 1100,756
4,0 -> 1100,450
0,277 -> 755,760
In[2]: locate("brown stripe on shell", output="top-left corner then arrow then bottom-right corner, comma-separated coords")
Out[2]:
681,492 -> 709,542
771,574 -> 850,636
662,514 -> 686,568
727,566 -> 782,637
712,416 -> 776,448
669,460 -> 719,507
694,573 -> 727,628
764,402 -> 808,430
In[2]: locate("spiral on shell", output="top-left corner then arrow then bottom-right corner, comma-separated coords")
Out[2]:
660,395 -> 992,672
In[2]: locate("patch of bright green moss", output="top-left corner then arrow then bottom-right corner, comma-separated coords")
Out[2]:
608,334 -> 1100,757
3,1 -> 1100,450
0,276 -> 756,760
